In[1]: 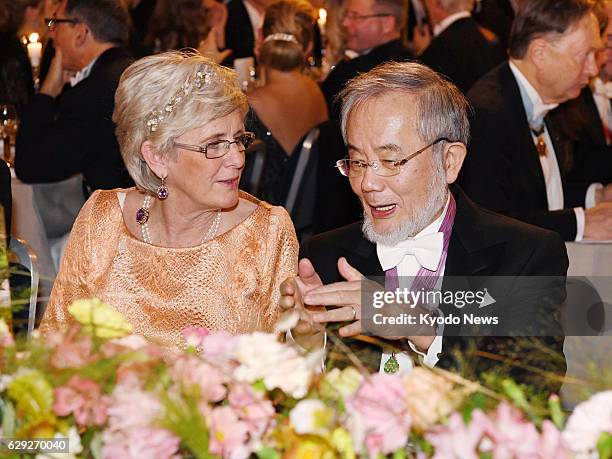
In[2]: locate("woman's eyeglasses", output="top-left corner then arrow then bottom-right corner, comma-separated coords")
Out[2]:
174,132 -> 256,159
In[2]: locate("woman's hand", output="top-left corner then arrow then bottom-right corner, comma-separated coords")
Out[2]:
198,26 -> 232,64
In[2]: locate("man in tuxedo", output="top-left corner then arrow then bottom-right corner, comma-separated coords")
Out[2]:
562,2 -> 612,186
283,61 -> 567,393
321,0 -> 412,118
224,0 -> 267,66
15,0 -> 134,193
418,0 -> 505,92
460,0 -> 612,242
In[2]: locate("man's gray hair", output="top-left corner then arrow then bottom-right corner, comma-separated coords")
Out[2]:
339,61 -> 471,153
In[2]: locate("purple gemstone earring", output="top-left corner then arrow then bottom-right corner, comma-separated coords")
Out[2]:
157,176 -> 169,200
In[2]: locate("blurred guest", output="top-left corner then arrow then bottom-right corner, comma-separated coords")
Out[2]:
561,1 -> 612,186
40,51 -> 299,350
0,160 -> 10,237
224,0 -> 270,65
15,0 -> 134,192
246,0 -> 328,206
461,0 -> 612,241
144,0 -> 209,52
418,0 -> 505,92
0,0 -> 39,117
321,0 -> 412,117
472,0 -> 515,49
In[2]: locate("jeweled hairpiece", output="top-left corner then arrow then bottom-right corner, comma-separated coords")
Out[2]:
263,33 -> 299,44
146,65 -> 215,133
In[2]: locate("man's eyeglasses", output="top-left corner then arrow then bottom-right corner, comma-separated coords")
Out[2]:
336,138 -> 452,177
342,12 -> 394,21
174,132 -> 256,159
45,17 -> 80,30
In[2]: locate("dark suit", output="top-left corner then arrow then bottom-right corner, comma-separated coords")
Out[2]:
472,0 -> 514,49
301,186 -> 567,393
559,87 -> 612,186
0,159 -> 10,237
224,0 -> 256,66
419,16 -> 505,93
321,39 -> 413,118
460,62 -> 587,241
15,47 -> 134,192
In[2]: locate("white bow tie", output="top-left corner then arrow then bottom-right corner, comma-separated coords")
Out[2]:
377,232 -> 444,272
593,78 -> 612,99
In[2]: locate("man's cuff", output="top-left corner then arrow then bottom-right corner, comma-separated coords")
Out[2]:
285,328 -> 327,372
573,207 -> 585,242
407,334 -> 442,367
585,183 -> 603,209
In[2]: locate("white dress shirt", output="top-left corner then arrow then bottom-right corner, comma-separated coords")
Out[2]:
375,195 -> 451,374
243,0 -> 264,45
592,77 -> 612,144
433,11 -> 471,37
70,56 -> 99,87
508,61 -> 601,241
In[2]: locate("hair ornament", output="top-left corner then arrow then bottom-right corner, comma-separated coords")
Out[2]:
146,64 -> 215,133
263,33 -> 299,44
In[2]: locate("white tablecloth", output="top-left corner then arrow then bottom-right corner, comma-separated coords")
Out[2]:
562,242 -> 612,408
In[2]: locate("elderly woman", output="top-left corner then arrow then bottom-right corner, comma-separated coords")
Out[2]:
40,51 -> 299,350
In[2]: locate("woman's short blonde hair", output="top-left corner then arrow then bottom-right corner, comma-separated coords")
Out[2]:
113,50 -> 248,194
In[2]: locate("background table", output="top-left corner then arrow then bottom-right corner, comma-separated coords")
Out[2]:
561,241 -> 612,408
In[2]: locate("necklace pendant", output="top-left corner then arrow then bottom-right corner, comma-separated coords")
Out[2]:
384,353 -> 400,374
136,207 -> 150,225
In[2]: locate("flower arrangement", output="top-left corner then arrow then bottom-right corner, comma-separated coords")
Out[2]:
0,298 -> 611,459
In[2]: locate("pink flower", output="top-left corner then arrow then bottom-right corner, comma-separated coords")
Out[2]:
106,382 -> 164,432
182,326 -> 210,350
171,355 -> 227,402
345,373 -> 411,456
539,420 -> 571,459
209,406 -> 250,459
53,375 -> 110,427
49,325 -> 95,369
481,402 -> 541,458
426,412 -> 487,459
201,331 -> 239,358
228,383 -> 275,438
101,334 -> 159,358
102,427 -> 180,459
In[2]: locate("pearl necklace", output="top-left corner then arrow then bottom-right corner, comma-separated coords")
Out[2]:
137,195 -> 222,245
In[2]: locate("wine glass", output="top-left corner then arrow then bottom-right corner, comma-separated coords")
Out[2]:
0,104 -> 19,166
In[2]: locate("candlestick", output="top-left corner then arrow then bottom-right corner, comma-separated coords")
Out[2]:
318,8 -> 327,36
27,33 -> 42,68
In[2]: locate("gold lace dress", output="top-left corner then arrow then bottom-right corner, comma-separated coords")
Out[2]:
39,189 -> 299,350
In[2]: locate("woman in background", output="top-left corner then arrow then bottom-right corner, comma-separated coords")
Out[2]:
246,0 -> 328,206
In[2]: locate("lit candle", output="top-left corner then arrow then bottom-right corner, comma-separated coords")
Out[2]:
27,33 -> 42,68
318,8 -> 327,34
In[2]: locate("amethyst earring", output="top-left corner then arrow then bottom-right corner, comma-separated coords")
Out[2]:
157,176 -> 169,200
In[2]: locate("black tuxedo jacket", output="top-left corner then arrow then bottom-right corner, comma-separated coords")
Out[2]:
224,0 -> 256,66
472,0 -> 514,49
321,39 -> 413,118
0,159 -> 10,237
560,87 -> 612,186
300,186 -> 567,393
419,17 -> 505,93
460,62 -> 587,241
15,47 -> 133,192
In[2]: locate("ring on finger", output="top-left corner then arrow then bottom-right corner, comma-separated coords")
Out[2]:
349,306 -> 357,321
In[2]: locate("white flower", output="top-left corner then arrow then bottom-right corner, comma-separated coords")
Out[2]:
35,427 -> 83,459
563,390 -> 612,457
290,399 -> 334,437
233,333 -> 321,398
0,374 -> 13,392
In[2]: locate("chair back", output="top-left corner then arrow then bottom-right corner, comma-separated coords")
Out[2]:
8,237 -> 38,339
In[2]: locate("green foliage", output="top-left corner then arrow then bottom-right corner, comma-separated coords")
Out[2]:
597,432 -> 612,459
256,446 -> 281,459
160,391 -> 215,459
462,392 -> 487,423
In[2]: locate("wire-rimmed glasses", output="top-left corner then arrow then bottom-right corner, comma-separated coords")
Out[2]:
174,132 -> 256,159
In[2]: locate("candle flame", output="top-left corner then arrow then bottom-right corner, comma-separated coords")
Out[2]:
29,33 -> 40,43
318,8 -> 327,23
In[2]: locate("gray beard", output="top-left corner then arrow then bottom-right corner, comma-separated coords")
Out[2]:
361,169 -> 448,246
